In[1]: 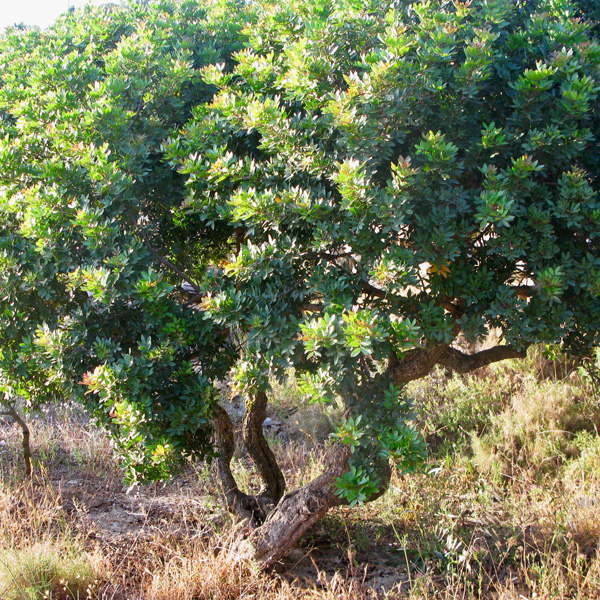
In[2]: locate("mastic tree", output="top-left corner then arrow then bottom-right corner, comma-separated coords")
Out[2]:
1,0 -> 599,568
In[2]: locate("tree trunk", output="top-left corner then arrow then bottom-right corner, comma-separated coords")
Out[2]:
210,403 -> 270,524
236,443 -> 352,569
242,391 -> 286,504
210,343 -> 528,569
1,402 -> 32,478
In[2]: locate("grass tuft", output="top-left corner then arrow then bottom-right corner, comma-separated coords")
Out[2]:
0,542 -> 98,600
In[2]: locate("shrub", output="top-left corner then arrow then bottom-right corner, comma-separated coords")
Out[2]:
471,378 -> 600,476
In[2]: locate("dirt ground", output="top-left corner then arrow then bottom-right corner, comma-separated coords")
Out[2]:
46,458 -> 414,596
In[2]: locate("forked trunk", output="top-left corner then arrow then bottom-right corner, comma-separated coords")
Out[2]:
211,397 -> 353,567
211,403 -> 271,524
211,399 -> 393,569
209,346 -> 529,568
211,390 -> 393,569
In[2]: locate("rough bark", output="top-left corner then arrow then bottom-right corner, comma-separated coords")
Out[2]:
242,391 -> 286,505
1,402 -> 32,478
237,443 -> 352,569
210,403 -> 269,524
389,343 -> 527,386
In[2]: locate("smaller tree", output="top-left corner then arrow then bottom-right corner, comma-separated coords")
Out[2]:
0,395 -> 33,479
0,0 -> 242,481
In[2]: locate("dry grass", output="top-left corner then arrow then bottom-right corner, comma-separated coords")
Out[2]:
142,528 -> 266,600
0,353 -> 599,599
470,376 -> 599,477
0,478 -> 107,600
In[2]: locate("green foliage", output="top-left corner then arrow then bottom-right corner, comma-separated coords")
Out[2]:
171,0 -> 600,366
0,0 -> 599,491
0,0 -> 244,483
335,384 -> 427,503
335,465 -> 380,507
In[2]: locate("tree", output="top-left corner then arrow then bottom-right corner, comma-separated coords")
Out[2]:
1,0 -> 599,568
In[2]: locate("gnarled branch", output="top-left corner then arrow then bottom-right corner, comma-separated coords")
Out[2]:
389,343 -> 527,386
242,391 -> 286,505
389,345 -> 448,385
440,345 -> 527,373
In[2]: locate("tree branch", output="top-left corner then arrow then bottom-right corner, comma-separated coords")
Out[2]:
510,285 -> 538,298
389,345 -> 447,385
302,251 -> 354,261
242,391 -> 286,505
439,345 -> 528,373
300,303 -> 324,312
361,280 -> 386,299
389,343 -> 527,386
145,243 -> 203,294
439,300 -> 460,316
125,212 -> 202,294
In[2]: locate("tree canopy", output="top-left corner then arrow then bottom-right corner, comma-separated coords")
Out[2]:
0,0 -> 598,567
0,0 -> 245,481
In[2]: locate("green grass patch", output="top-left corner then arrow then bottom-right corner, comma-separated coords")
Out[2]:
0,542 -> 97,600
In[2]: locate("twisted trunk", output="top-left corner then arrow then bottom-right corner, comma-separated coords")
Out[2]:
242,391 -> 286,505
237,443 -> 352,568
211,342 -> 525,569
236,445 -> 391,569
212,394 -> 391,569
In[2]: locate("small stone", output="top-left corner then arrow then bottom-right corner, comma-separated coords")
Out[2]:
88,498 -> 107,509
